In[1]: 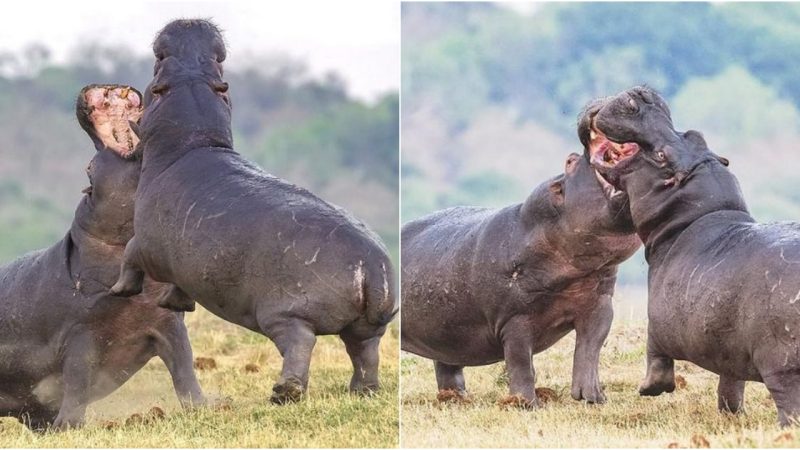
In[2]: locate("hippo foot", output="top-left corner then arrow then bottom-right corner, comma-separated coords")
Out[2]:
498,394 -> 539,410
350,383 -> 380,397
50,415 -> 83,432
436,388 -> 470,404
156,287 -> 196,312
571,383 -> 606,404
270,378 -> 305,405
638,378 -> 675,396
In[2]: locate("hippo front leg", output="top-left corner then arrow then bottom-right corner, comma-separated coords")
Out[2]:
571,294 -> 613,403
763,370 -> 800,427
638,334 -> 676,396
110,235 -> 145,297
500,324 -> 538,408
717,375 -> 745,413
52,334 -> 94,430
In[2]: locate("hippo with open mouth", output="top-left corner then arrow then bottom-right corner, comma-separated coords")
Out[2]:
109,20 -> 397,404
0,85 -> 204,430
584,85 -> 800,426
401,153 -> 640,407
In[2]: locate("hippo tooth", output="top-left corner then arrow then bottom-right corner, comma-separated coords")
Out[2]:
590,130 -> 597,140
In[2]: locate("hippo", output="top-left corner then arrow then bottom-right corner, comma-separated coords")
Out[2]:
584,85 -> 800,425
401,153 -> 640,406
0,85 -> 204,430
109,20 -> 397,404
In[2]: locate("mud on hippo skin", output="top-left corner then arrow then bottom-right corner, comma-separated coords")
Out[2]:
0,85 -> 204,431
110,19 -> 397,404
401,153 -> 640,407
583,85 -> 800,426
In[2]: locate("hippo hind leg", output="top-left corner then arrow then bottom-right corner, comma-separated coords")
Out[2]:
717,375 -> 745,414
638,336 -> 676,396
434,361 -> 468,402
157,285 -> 196,312
265,320 -> 317,405
340,324 -> 384,395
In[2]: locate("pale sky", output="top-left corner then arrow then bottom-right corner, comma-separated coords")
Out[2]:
0,0 -> 399,102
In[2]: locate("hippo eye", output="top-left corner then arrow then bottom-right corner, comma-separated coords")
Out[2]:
654,150 -> 666,162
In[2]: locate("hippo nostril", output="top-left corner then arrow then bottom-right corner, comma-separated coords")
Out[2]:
151,83 -> 169,95
213,82 -> 229,94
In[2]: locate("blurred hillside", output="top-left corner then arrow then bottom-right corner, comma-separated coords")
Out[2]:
0,45 -> 398,264
401,2 -> 800,288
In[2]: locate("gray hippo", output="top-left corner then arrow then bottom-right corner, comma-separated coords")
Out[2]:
0,85 -> 204,430
585,85 -> 800,426
109,20 -> 396,404
401,153 -> 640,407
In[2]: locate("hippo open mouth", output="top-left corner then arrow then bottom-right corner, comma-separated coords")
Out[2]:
83,86 -> 143,158
588,116 -> 640,170
587,113 -> 640,196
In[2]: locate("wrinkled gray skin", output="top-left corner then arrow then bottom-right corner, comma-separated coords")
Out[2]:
586,85 -> 800,426
401,153 -> 640,406
0,85 -> 204,431
110,20 -> 396,403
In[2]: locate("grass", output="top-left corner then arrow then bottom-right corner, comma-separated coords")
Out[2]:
0,307 -> 399,448
400,321 -> 800,448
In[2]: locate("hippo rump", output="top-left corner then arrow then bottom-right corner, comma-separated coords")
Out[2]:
0,85 -> 204,430
401,153 -> 640,406
109,20 -> 397,404
585,85 -> 800,425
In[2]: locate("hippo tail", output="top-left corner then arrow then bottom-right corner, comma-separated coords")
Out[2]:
357,259 -> 398,327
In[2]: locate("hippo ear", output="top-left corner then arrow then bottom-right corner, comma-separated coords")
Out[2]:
683,130 -> 708,150
549,179 -> 564,206
684,130 -> 729,166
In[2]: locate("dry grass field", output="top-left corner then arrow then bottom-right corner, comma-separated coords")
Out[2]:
400,321 -> 800,448
0,307 -> 399,448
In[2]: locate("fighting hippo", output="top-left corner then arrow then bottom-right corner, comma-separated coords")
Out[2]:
109,20 -> 396,403
401,153 -> 640,406
584,85 -> 800,425
0,85 -> 204,430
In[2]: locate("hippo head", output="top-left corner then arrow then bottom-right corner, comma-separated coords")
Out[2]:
139,19 -> 232,150
534,153 -> 640,270
75,85 -> 144,244
580,86 -> 744,244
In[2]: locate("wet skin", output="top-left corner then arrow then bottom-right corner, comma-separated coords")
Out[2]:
401,154 -> 640,406
110,20 -> 397,403
586,85 -> 800,425
0,85 -> 204,431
